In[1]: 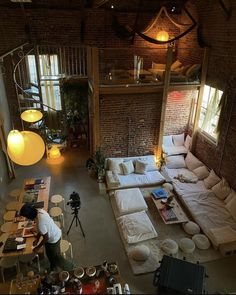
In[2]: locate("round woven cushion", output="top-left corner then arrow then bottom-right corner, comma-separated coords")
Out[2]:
162,183 -> 173,192
192,234 -> 210,250
161,239 -> 178,255
130,245 -> 150,261
183,221 -> 200,235
179,238 -> 195,254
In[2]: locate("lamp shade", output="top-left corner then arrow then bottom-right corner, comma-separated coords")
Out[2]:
7,131 -> 45,166
156,30 -> 169,42
7,130 -> 25,159
49,146 -> 61,159
21,109 -> 43,123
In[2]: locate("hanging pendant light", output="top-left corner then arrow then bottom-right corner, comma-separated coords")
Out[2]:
49,146 -> 61,159
21,109 -> 43,123
7,131 -> 45,166
156,30 -> 169,42
7,130 -> 25,159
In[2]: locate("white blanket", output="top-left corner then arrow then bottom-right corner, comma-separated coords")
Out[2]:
117,170 -> 165,188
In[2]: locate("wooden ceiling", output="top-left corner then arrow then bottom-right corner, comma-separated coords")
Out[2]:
0,0 -> 188,13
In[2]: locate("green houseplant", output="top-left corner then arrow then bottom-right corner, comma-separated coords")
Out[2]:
86,148 -> 105,182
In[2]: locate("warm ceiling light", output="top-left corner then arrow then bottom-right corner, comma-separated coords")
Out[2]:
21,109 -> 43,123
8,131 -> 45,166
7,130 -> 25,159
156,30 -> 169,42
49,146 -> 61,159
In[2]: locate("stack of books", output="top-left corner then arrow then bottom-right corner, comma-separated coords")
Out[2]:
160,207 -> 178,222
151,188 -> 168,200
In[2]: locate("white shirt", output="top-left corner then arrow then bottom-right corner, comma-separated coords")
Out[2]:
37,209 -> 61,244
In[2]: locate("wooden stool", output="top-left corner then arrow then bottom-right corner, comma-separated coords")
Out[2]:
60,239 -> 73,259
51,194 -> 66,210
54,221 -> 62,229
3,211 -> 16,222
49,207 -> 64,227
9,189 -> 21,200
6,201 -> 21,211
19,254 -> 40,273
0,233 -> 8,243
0,257 -> 20,283
1,222 -> 13,233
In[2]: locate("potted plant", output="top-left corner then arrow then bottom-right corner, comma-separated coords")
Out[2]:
86,148 -> 105,182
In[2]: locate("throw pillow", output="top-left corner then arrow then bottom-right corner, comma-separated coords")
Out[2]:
152,62 -> 166,70
204,170 -> 221,189
173,133 -> 185,146
212,178 -> 231,200
135,160 -> 148,174
121,161 -> 134,175
225,190 -> 236,204
185,151 -> 204,171
163,135 -> 174,146
185,64 -> 201,79
193,165 -> 210,180
171,59 -> 182,71
226,196 -> 236,222
165,155 -> 186,169
108,159 -> 123,174
184,135 -> 192,150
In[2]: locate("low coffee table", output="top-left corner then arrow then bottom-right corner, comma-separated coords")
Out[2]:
141,187 -> 189,225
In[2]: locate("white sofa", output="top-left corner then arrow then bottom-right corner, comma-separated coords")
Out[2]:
105,155 -> 165,190
162,133 -> 191,156
162,151 -> 236,250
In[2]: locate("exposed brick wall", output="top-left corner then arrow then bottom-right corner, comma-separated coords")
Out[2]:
99,93 -> 162,157
164,90 -> 198,135
192,1 -> 236,190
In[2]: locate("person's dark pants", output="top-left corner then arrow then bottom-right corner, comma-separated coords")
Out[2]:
45,238 -> 74,271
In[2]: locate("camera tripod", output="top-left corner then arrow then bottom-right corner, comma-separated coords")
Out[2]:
67,206 -> 85,237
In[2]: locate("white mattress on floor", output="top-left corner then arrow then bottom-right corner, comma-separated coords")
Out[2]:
117,211 -> 158,244
114,188 -> 148,216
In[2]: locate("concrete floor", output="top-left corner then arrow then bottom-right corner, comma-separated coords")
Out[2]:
3,147 -> 236,294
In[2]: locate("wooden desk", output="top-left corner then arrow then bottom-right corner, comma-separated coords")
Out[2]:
0,176 -> 51,258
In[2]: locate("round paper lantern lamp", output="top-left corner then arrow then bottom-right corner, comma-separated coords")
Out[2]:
49,146 -> 61,159
8,131 -> 45,166
7,130 -> 25,159
156,30 -> 169,42
21,109 -> 43,123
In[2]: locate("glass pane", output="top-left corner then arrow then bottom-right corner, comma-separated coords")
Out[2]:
27,55 -> 38,84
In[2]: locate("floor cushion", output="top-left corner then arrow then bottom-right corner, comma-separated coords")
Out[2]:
192,234 -> 211,250
179,238 -> 195,253
117,211 -> 158,244
130,245 -> 150,261
161,239 -> 178,255
114,188 -> 148,216
183,221 -> 200,235
162,183 -> 173,192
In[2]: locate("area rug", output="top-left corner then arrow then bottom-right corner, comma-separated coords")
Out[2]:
109,191 -> 223,275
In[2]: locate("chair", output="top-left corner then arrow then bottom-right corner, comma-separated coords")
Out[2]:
1,222 -> 13,233
9,188 -> 21,200
3,211 -> 16,222
19,254 -> 41,273
6,201 -> 21,211
51,194 -> 66,210
0,257 -> 20,282
49,207 -> 64,227
60,239 -> 73,259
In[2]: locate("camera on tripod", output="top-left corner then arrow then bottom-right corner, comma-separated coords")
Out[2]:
67,191 -> 81,209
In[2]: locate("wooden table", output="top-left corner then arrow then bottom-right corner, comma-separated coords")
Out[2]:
0,176 -> 51,258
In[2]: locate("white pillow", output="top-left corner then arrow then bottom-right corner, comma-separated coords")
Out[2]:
135,160 -> 148,174
136,156 -> 158,171
121,161 -> 134,175
184,135 -> 192,150
211,178 -> 231,200
204,170 -> 221,189
163,135 -> 174,147
108,159 -> 123,174
226,196 -> 236,222
185,151 -> 204,171
165,155 -> 186,169
193,165 -> 209,180
117,211 -> 158,244
225,190 -> 236,204
173,133 -> 185,146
